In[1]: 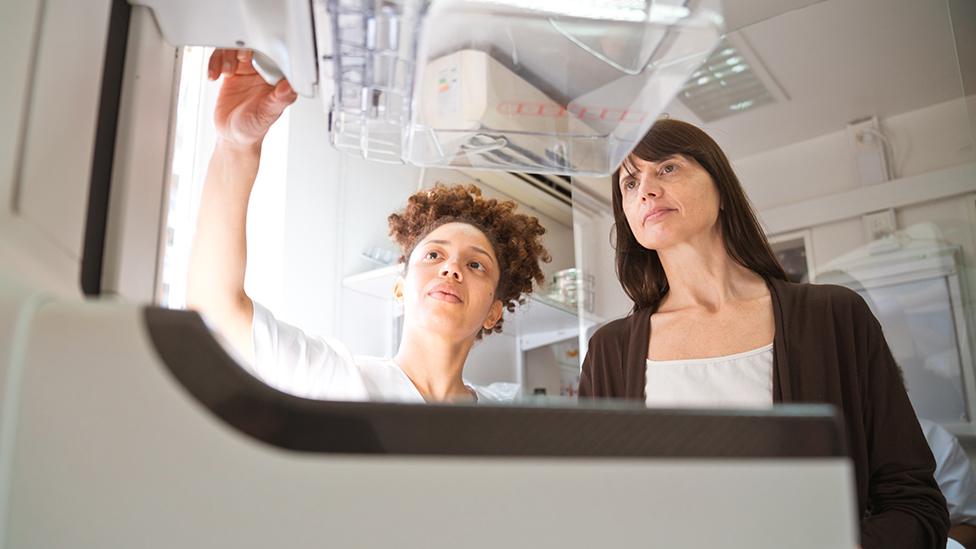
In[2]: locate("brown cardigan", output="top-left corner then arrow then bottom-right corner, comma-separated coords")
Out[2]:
579,277 -> 949,549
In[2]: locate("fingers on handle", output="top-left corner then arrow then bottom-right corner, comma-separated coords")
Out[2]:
258,80 -> 298,122
207,48 -> 262,81
208,48 -> 237,79
234,50 -> 257,76
221,49 -> 238,77
235,49 -> 253,73
273,80 -> 298,104
207,48 -> 223,81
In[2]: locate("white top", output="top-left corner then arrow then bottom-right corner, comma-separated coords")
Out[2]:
919,419 -> 976,528
247,301 -> 519,403
645,343 -> 774,409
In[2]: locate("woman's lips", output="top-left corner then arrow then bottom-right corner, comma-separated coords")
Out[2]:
428,289 -> 463,304
643,208 -> 675,225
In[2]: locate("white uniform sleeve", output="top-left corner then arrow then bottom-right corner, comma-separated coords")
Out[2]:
921,419 -> 976,526
248,301 -> 370,400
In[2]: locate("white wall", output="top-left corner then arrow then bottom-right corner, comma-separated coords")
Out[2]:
732,97 -> 976,281
242,113 -> 289,312
948,0 -> 976,152
574,205 -> 633,323
276,95 -> 424,343
464,332 -> 520,386
734,97 -> 975,213
276,95 -> 340,336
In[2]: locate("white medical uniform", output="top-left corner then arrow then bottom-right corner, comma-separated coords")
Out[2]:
247,301 -> 518,403
920,419 -> 976,529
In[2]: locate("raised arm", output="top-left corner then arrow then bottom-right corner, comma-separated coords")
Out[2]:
186,49 -> 297,360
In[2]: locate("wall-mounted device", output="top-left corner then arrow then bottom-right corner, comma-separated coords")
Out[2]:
846,116 -> 892,186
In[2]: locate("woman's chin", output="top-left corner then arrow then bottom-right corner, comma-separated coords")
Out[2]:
414,313 -> 479,341
637,236 -> 674,251
634,227 -> 676,250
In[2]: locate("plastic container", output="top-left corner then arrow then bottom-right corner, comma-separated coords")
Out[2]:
319,0 -> 724,175
547,268 -> 595,313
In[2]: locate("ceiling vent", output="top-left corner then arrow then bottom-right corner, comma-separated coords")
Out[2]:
677,34 -> 788,122
459,169 -> 574,226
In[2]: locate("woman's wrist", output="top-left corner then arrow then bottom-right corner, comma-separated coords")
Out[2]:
208,137 -> 263,192
214,137 -> 263,157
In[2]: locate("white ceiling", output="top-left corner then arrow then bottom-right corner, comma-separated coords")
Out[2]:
664,0 -> 970,159
721,0 -> 825,31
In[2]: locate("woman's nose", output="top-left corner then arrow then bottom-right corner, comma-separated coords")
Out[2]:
440,263 -> 462,281
638,177 -> 661,199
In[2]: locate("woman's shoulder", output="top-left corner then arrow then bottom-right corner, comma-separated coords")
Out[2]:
769,278 -> 873,316
588,310 -> 649,347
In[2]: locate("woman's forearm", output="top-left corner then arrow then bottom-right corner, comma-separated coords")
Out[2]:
186,139 -> 262,355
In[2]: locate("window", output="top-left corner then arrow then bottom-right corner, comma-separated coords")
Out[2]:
160,47 -> 290,311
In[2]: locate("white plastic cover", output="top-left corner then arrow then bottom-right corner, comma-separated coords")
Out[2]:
133,0 -> 319,97
321,0 -> 724,174
137,0 -> 724,175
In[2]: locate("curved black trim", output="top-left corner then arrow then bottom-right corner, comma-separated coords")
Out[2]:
145,306 -> 847,458
81,0 -> 132,296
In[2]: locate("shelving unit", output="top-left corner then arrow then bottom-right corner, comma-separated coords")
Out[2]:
511,293 -> 602,350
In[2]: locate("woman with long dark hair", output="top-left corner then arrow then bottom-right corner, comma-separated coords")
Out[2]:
579,119 -> 948,548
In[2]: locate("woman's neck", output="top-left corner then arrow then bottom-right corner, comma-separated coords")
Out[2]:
393,328 -> 475,402
656,229 -> 767,312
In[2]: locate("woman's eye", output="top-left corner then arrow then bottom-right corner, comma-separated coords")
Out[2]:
623,178 -> 637,190
469,261 -> 485,271
424,251 -> 440,260
661,163 -> 676,175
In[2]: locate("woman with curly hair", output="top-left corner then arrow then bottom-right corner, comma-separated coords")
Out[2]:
187,50 -> 549,403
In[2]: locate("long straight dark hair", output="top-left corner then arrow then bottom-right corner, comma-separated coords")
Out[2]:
612,119 -> 788,311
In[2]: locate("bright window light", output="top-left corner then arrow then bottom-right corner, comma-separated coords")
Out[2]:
160,47 -> 289,311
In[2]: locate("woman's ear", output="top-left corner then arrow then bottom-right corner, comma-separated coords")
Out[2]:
483,300 -> 504,330
393,277 -> 405,303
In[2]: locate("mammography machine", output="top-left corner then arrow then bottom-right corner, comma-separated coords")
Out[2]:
0,1 -> 858,547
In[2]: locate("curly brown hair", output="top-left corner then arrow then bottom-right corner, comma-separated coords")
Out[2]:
388,184 -> 551,337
